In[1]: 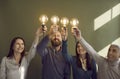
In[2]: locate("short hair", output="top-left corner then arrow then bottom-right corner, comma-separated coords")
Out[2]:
109,44 -> 120,54
110,44 -> 120,49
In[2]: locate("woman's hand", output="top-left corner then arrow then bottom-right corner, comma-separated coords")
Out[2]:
36,26 -> 47,37
71,27 -> 81,41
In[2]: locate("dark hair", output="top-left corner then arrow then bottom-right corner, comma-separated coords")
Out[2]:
76,41 -> 93,70
7,37 -> 26,64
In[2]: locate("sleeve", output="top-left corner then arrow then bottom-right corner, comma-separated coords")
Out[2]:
0,57 -> 7,79
37,35 -> 49,57
91,59 -> 97,79
62,40 -> 73,63
64,62 -> 71,79
79,37 -> 104,64
26,35 -> 40,63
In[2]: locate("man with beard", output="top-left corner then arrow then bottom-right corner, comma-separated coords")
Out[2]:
37,26 -> 70,79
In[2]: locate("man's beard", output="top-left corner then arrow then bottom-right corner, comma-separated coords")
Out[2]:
51,39 -> 61,47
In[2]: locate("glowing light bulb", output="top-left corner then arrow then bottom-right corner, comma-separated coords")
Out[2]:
39,14 -> 48,25
60,17 -> 69,27
51,15 -> 59,25
70,18 -> 79,27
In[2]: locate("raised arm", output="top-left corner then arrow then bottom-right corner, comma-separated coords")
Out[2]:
0,57 -> 7,79
62,40 -> 73,63
71,27 -> 104,64
61,27 -> 71,79
37,25 -> 57,57
37,35 -> 49,57
61,27 -> 73,63
26,27 -> 47,62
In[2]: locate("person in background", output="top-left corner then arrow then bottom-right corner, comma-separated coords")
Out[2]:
72,27 -> 120,79
37,26 -> 71,79
61,27 -> 97,79
0,27 -> 44,79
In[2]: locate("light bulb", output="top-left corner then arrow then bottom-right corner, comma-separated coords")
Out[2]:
51,15 -> 59,25
70,18 -> 79,27
39,14 -> 48,25
60,17 -> 69,27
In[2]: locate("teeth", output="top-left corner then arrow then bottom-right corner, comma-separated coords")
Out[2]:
18,48 -> 23,50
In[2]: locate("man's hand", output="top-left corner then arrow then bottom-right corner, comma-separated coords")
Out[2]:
61,27 -> 68,41
48,25 -> 59,39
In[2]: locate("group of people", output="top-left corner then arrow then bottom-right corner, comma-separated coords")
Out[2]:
0,25 -> 120,79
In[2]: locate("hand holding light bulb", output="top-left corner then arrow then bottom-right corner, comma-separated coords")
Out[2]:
39,14 -> 48,32
70,18 -> 79,42
60,17 -> 69,30
60,17 -> 69,40
70,18 -> 79,34
70,18 -> 79,28
51,15 -> 59,33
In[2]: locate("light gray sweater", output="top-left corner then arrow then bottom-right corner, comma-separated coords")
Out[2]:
0,40 -> 37,79
79,37 -> 120,79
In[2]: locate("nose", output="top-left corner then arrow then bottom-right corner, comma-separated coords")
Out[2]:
108,50 -> 113,55
54,34 -> 58,38
55,35 -> 57,38
78,46 -> 82,49
19,44 -> 22,48
19,44 -> 24,48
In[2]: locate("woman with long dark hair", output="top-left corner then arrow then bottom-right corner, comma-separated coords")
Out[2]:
61,27 -> 97,79
0,27 -> 47,79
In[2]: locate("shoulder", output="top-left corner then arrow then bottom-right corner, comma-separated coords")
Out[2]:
1,56 -> 7,61
1,56 -> 8,64
1,56 -> 15,62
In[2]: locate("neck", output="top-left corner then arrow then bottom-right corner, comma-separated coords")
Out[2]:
14,52 -> 21,64
79,54 -> 86,60
108,59 -> 119,65
53,45 -> 61,52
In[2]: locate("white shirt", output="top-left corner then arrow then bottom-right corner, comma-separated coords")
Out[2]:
0,42 -> 37,79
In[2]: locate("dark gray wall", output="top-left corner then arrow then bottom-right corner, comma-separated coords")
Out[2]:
0,0 -> 120,79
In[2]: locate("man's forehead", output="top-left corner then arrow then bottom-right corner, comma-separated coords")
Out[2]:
110,44 -> 120,50
52,31 -> 61,35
